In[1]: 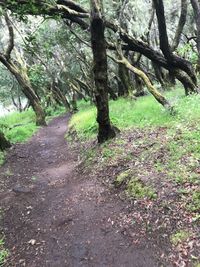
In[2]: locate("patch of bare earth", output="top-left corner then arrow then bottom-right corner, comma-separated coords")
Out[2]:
0,115 -> 163,267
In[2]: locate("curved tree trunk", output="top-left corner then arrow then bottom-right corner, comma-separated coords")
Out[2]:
174,69 -> 199,95
111,52 -> 172,110
0,58 -> 46,126
122,58 -> 171,109
153,0 -> 198,93
0,13 -> 46,126
90,0 -> 117,143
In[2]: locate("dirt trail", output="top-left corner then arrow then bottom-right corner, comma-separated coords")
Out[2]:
0,115 -> 161,267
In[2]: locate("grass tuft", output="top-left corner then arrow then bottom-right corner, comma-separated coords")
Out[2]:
0,237 -> 8,266
126,178 -> 157,199
170,230 -> 190,246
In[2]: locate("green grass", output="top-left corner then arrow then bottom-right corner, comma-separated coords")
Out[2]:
0,106 -> 66,165
0,109 -> 38,143
170,230 -> 190,246
114,170 -> 131,187
0,238 -> 8,266
126,178 -> 157,200
0,106 -> 66,144
69,88 -> 200,140
114,164 -> 157,200
188,191 -> 200,212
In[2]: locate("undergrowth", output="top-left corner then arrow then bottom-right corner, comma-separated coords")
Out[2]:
69,89 -> 200,140
69,88 -> 200,210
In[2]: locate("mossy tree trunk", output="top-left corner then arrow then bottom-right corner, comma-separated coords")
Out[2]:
0,13 -> 46,126
122,58 -> 172,109
90,0 -> 117,143
4,60 -> 46,126
111,52 -> 172,110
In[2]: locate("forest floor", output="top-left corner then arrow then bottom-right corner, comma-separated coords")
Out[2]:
0,114 -> 167,267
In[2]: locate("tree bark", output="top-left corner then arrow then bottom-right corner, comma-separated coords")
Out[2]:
52,79 -> 71,111
111,53 -> 172,110
90,0 -> 117,143
118,63 -> 133,96
0,131 -> 11,151
123,59 -> 171,109
172,0 -> 188,51
191,0 -> 200,71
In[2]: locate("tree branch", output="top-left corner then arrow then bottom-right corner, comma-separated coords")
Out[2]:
4,12 -> 14,60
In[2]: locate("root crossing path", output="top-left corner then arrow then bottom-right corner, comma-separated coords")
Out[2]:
0,115 -> 160,267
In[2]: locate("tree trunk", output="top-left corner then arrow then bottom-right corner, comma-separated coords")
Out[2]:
0,131 -> 11,151
174,69 -> 198,95
191,0 -> 200,71
153,0 -> 198,93
129,53 -> 145,96
116,56 -> 172,110
71,90 -> 78,112
118,63 -> 133,96
134,75 -> 145,97
90,0 -> 117,143
12,69 -> 46,126
52,79 -> 71,111
0,58 -> 46,126
172,0 -> 188,51
105,20 -> 198,92
152,62 -> 166,86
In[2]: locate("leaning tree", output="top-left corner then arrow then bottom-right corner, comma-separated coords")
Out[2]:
0,13 -> 46,126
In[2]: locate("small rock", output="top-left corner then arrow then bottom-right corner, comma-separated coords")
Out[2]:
28,239 -> 36,245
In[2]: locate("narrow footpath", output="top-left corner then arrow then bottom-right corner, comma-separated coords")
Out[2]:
0,115 -> 161,267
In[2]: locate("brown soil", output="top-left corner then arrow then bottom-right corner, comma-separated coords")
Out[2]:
0,115 -> 163,267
